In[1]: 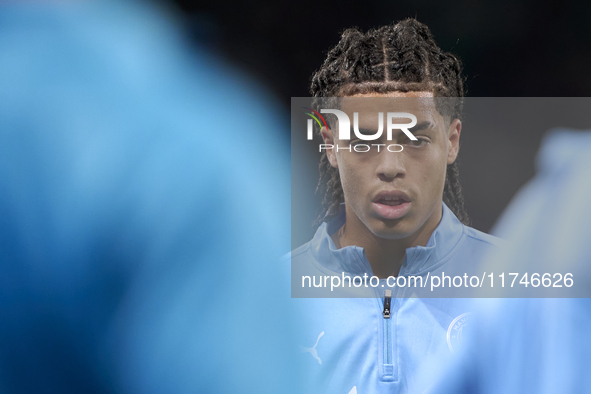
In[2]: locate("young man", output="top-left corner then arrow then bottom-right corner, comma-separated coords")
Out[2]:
290,19 -> 501,393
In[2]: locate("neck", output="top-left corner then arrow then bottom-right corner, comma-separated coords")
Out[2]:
332,203 -> 443,278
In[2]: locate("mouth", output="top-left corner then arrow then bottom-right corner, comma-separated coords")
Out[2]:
372,191 -> 411,220
375,197 -> 407,206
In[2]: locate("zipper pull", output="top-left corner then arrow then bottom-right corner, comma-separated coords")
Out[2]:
383,289 -> 392,319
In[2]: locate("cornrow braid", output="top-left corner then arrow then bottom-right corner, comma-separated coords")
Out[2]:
311,18 -> 469,225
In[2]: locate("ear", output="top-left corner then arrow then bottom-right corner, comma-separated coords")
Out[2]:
446,119 -> 461,165
321,126 -> 338,168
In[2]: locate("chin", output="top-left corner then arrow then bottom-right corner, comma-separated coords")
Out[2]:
368,219 -> 416,240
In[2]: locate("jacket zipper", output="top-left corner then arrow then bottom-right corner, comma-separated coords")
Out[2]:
382,290 -> 392,368
383,289 -> 392,318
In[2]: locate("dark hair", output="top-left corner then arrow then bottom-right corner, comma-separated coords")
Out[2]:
311,18 -> 469,225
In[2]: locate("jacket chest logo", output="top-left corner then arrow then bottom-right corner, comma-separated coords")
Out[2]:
447,312 -> 472,352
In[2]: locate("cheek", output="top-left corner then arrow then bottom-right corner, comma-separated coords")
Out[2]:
427,152 -> 448,196
411,149 -> 448,198
337,156 -> 367,199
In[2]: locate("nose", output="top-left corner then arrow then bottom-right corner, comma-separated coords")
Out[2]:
376,148 -> 405,182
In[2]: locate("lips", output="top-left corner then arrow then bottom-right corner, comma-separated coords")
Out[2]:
372,191 -> 411,220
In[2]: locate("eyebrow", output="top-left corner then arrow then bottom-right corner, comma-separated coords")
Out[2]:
409,121 -> 434,133
354,128 -> 382,136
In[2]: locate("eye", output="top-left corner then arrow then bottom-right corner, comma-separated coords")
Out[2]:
408,138 -> 428,147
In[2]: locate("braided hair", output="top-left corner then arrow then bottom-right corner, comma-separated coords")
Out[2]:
311,18 -> 469,225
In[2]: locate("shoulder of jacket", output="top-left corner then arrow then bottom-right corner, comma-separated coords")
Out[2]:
280,241 -> 312,263
462,225 -> 504,249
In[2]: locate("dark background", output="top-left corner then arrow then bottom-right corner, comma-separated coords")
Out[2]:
175,0 -> 591,100
171,0 -> 591,240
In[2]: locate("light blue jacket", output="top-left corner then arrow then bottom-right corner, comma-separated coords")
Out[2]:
289,202 -> 501,394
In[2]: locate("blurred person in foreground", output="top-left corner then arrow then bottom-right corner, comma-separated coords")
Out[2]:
428,129 -> 591,393
0,0 -> 298,393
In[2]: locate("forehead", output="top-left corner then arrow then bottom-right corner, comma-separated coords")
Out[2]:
340,91 -> 439,119
350,91 -> 434,98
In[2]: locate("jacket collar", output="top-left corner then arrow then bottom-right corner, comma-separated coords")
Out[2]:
309,202 -> 465,276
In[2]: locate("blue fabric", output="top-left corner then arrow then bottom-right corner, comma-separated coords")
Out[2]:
429,129 -> 591,394
0,1 -> 296,393
289,203 -> 501,393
